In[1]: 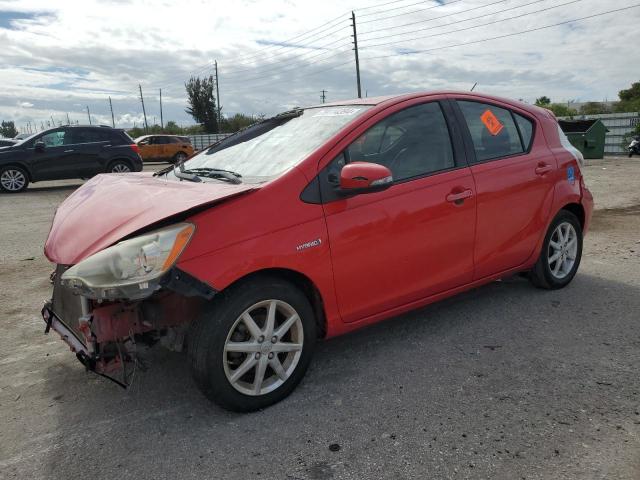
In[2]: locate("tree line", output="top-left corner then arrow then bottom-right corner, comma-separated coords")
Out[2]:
534,81 -> 640,118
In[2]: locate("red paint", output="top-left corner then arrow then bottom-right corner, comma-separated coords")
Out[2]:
45,91 -> 593,342
44,171 -> 255,264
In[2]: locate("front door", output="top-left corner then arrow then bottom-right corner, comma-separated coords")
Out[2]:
322,101 -> 477,323
28,129 -> 79,180
453,99 -> 556,279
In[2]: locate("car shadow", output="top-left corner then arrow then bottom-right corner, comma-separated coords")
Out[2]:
35,272 -> 640,479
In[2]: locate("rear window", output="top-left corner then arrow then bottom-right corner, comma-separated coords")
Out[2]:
457,101 -> 524,162
112,130 -> 134,145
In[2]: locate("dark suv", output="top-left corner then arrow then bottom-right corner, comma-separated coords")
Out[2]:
0,125 -> 143,193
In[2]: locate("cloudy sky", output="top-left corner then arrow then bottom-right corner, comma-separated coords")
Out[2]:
0,0 -> 638,132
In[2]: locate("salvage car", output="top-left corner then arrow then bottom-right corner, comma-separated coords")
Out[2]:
42,92 -> 593,411
0,125 -> 143,192
135,134 -> 194,163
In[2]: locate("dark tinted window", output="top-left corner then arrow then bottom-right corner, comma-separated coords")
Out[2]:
457,101 -> 524,162
69,129 -> 107,144
514,113 -> 534,149
156,136 -> 172,144
345,102 -> 454,182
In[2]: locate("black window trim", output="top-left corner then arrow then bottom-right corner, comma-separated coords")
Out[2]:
451,98 -> 537,166
301,99 -> 469,204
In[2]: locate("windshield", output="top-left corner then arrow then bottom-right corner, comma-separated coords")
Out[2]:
168,106 -> 371,184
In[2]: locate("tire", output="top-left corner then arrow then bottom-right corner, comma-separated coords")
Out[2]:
529,210 -> 583,290
0,165 -> 29,193
107,160 -> 132,173
173,151 -> 187,164
188,276 -> 316,412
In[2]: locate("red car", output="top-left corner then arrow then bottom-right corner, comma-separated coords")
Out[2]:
42,92 -> 593,411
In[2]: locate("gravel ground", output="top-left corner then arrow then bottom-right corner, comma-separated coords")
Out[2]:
0,159 -> 639,480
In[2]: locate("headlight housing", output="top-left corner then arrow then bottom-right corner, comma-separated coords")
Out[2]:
61,223 -> 195,300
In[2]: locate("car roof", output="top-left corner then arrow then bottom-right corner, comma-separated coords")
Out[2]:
308,90 -> 542,116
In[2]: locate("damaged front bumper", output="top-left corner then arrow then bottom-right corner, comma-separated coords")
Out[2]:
42,265 -> 216,388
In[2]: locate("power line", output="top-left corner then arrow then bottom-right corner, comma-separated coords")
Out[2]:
359,3 -> 640,61
222,35 -> 351,78
222,48 -> 353,86
359,0 -> 585,49
359,0 -> 509,38
225,13 -> 350,64
358,0 -> 456,18
358,0 -> 464,24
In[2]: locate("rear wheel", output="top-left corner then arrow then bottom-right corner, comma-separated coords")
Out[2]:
188,277 -> 316,412
529,210 -> 583,289
0,166 -> 29,193
108,160 -> 132,173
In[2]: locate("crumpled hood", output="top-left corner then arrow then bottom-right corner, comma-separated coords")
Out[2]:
45,172 -> 255,264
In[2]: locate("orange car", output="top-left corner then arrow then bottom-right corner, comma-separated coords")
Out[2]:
135,135 -> 194,163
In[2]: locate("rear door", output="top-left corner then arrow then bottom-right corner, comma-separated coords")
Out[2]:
323,99 -> 477,323
452,98 -> 556,279
68,128 -> 108,176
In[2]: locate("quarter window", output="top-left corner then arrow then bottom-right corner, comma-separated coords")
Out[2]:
457,101 -> 524,162
345,102 -> 454,182
514,113 -> 534,150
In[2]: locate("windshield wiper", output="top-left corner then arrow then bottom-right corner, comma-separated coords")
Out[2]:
172,163 -> 202,182
182,167 -> 242,184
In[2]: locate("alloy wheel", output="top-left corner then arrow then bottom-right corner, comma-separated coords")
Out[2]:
223,299 -> 304,396
547,221 -> 578,279
0,169 -> 26,191
111,163 -> 131,173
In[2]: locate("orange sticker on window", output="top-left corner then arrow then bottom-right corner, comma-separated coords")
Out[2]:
480,109 -> 504,136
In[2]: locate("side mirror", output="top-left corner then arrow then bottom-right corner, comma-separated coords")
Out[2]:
34,141 -> 45,152
339,162 -> 393,194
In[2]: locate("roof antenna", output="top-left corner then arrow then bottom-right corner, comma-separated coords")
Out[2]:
470,82 -> 478,92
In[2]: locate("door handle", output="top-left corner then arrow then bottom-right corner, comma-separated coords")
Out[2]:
535,163 -> 553,175
64,149 -> 74,153
446,189 -> 473,204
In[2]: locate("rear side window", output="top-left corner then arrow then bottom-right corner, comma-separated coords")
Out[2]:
514,113 -> 534,150
345,102 -> 454,182
457,101 -> 524,162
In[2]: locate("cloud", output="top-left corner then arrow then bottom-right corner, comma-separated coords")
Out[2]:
0,0 -> 638,131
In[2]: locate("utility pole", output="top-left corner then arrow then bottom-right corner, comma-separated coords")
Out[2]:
50,115 -> 55,127
351,11 -> 362,99
66,112 -> 71,125
138,84 -> 149,132
321,89 -> 327,103
159,88 -> 164,130
86,106 -> 92,125
108,96 -> 115,127
470,82 -> 478,92
214,60 -> 221,130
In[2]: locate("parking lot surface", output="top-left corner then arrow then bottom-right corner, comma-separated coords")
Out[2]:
1,160 -> 639,479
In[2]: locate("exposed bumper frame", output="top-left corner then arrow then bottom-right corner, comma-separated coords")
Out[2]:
41,302 -> 89,356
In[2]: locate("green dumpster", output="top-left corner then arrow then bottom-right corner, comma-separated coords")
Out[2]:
558,119 -> 609,159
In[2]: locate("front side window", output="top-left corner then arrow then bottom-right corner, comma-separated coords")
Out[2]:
345,102 -> 454,182
39,130 -> 69,147
457,101 -> 524,162
172,106 -> 371,183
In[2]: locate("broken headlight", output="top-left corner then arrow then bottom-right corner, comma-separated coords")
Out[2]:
61,223 -> 195,300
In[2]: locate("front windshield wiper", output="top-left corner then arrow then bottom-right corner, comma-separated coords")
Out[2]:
183,167 -> 242,184
172,163 -> 202,183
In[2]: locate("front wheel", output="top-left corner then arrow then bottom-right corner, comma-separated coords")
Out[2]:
529,210 -> 583,289
188,277 -> 316,412
0,166 -> 29,193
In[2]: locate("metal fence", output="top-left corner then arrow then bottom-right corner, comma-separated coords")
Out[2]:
188,133 -> 232,151
558,112 -> 639,155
